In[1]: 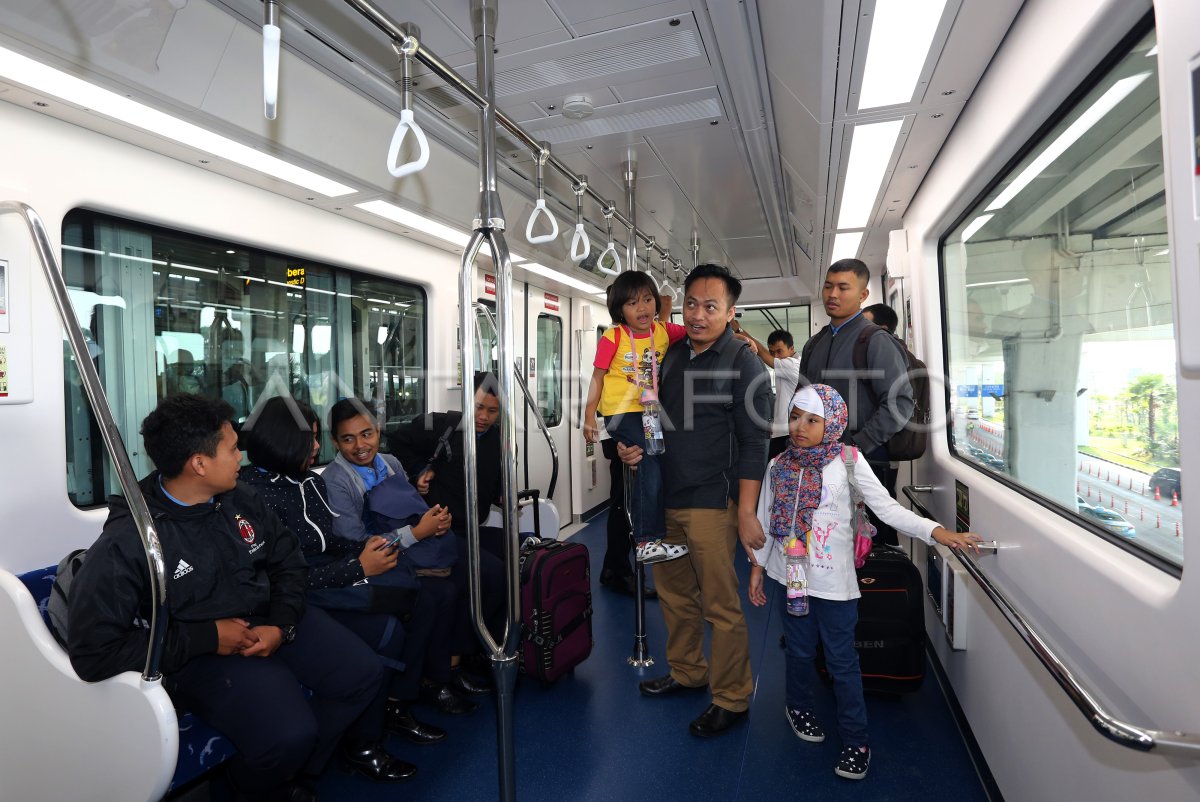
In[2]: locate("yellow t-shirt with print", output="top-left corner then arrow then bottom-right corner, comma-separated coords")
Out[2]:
594,323 -> 671,416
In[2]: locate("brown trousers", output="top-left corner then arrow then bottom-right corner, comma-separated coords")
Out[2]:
653,503 -> 753,712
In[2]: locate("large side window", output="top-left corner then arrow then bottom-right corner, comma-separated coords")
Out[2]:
940,26 -> 1180,567
62,210 -> 426,506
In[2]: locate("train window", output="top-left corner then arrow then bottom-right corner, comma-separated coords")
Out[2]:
940,28 -> 1181,566
536,313 -> 562,426
61,210 -> 426,507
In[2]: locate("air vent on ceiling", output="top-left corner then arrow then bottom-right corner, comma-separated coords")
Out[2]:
533,97 -> 722,145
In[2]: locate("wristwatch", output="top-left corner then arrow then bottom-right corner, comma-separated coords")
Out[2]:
279,625 -> 297,645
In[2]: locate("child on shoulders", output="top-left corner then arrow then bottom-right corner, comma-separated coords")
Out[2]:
747,384 -> 981,780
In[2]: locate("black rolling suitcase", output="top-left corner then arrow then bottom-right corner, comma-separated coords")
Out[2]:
816,544 -> 926,694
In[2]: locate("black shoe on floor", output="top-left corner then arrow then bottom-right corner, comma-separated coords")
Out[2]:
604,573 -> 658,600
341,742 -> 417,782
450,667 -> 493,696
273,778 -> 318,802
419,681 -> 480,716
638,674 -> 706,698
386,700 -> 448,745
688,704 -> 747,737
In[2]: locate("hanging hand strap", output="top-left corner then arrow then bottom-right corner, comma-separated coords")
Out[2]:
262,1 -> 281,121
386,31 -> 429,179
570,175 -> 591,263
525,142 -> 559,244
597,203 -> 622,275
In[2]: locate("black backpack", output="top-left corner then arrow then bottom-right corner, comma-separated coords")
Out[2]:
47,548 -> 87,648
800,323 -> 930,461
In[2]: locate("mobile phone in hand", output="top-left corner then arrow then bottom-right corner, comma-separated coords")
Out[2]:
381,531 -> 405,551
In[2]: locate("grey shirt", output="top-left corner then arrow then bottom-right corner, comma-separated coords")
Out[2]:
800,312 -> 913,455
321,452 -> 419,548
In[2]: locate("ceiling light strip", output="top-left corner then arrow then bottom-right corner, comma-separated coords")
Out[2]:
857,0 -> 949,110
0,45 -> 356,197
836,120 -> 904,229
830,232 -> 864,264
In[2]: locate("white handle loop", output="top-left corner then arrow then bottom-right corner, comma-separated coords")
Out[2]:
597,241 -> 622,275
570,223 -> 591,264
525,198 -> 559,244
262,23 -> 280,121
387,108 -> 430,178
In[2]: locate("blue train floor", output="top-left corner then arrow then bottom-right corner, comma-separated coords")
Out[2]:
314,512 -> 989,801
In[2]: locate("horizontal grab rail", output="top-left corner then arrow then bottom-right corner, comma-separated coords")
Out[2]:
902,485 -> 1200,757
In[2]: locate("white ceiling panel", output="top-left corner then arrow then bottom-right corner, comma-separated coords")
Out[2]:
611,66 -> 715,103
770,73 -> 827,202
552,0 -> 688,32
757,0 -> 839,126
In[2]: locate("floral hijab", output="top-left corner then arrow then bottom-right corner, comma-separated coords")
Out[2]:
768,384 -> 848,545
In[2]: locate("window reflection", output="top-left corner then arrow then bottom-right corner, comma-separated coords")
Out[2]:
941,28 -> 1180,565
62,210 -> 425,506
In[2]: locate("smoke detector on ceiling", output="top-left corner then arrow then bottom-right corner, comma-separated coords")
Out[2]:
561,95 -> 594,120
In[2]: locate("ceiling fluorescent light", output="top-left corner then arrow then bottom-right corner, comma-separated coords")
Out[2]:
986,73 -> 1149,212
519,261 -> 604,295
961,214 -> 994,243
0,44 -> 356,197
355,200 -> 471,247
742,302 -> 793,308
857,0 -> 948,109
837,120 -> 904,229
830,232 -> 864,264
1154,248 -> 1169,256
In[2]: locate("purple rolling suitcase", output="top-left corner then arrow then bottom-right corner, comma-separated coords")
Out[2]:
518,539 -> 593,682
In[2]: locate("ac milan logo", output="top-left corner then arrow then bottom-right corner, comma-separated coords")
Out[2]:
236,515 -> 256,545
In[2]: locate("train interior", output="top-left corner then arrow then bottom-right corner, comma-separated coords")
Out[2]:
1,0 -> 1199,799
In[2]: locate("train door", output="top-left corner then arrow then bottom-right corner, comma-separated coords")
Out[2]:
572,296 -> 611,520
524,284 -> 570,528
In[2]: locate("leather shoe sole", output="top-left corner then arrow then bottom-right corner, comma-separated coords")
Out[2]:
689,704 -> 747,738
638,674 -> 707,697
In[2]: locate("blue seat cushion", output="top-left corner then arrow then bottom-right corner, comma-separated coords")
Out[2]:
16,565 -> 235,790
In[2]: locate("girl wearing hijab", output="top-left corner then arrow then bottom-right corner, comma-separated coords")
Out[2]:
747,384 -> 980,781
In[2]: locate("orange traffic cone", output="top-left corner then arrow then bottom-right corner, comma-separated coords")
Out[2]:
1171,490 -> 1178,507
1154,486 -> 1161,501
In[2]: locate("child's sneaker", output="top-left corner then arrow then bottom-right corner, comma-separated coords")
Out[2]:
784,707 -> 825,743
636,539 -> 689,564
834,745 -> 871,780
636,540 -> 667,563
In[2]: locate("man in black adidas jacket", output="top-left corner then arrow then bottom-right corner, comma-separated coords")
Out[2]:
68,394 -> 387,801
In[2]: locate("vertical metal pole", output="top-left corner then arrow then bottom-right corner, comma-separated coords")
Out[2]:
691,231 -> 701,270
468,2 -> 519,801
623,157 -> 638,271
625,464 -> 654,667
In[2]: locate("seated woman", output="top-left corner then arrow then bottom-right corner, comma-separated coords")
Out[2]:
322,398 -> 504,709
238,397 -> 452,779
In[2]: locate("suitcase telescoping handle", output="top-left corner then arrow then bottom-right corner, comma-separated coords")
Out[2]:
517,489 -> 541,540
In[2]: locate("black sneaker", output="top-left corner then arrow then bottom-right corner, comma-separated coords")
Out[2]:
834,745 -> 871,780
784,707 -> 825,743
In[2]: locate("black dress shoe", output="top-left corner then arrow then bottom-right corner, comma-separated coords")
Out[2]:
386,700 -> 448,745
419,681 -> 480,716
689,704 -> 747,737
638,674 -> 706,697
341,742 -> 417,782
272,778 -> 318,802
606,574 -> 658,600
450,668 -> 493,696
